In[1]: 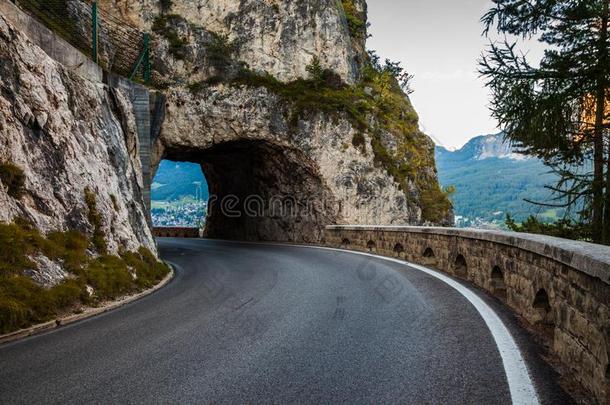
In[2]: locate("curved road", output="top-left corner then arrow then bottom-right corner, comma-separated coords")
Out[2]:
0,239 -> 570,404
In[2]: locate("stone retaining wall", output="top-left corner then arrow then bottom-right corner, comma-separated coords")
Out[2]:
325,225 -> 610,403
153,227 -> 200,238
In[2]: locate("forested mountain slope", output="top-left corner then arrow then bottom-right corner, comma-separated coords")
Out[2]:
435,134 -> 563,227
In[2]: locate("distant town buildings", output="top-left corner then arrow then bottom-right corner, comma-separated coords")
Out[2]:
152,201 -> 207,228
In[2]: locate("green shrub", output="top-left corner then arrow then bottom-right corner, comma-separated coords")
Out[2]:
506,215 -> 592,241
0,294 -> 28,334
48,279 -> 86,308
0,275 -> 86,333
0,275 -> 55,329
84,187 -> 107,254
46,230 -> 89,273
0,162 -> 26,198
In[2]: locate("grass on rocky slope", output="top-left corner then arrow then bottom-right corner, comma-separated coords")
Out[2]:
0,212 -> 169,334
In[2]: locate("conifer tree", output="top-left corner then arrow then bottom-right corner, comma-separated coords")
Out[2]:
480,0 -> 610,244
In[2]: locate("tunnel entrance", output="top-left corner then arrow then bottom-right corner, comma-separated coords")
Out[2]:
154,140 -> 337,243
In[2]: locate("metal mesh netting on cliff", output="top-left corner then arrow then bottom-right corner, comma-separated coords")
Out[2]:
14,0 -> 150,82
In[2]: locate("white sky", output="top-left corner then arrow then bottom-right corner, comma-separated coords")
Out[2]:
367,0 -> 500,149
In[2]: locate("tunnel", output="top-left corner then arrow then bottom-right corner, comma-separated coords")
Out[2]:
153,139 -> 338,243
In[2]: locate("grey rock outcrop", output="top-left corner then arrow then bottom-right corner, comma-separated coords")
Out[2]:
0,16 -> 155,263
143,0 -> 450,241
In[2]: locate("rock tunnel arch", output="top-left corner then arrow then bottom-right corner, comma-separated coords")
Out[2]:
153,139 -> 338,243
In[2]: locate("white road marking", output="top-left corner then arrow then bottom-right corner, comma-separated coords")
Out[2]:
269,243 -> 541,405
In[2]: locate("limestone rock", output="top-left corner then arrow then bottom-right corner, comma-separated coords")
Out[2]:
0,16 -> 155,262
98,0 -> 363,84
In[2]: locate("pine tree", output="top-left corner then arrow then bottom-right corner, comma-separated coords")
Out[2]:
479,0 -> 610,244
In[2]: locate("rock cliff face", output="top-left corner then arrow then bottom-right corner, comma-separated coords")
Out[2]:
99,0 -> 366,84
3,0 -> 451,248
0,15 -> 155,276
143,0 -> 451,241
91,0 -> 448,242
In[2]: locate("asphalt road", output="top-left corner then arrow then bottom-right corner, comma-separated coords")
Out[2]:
0,239 -> 571,404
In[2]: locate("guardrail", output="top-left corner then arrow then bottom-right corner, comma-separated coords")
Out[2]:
324,225 -> 610,403
12,0 -> 150,82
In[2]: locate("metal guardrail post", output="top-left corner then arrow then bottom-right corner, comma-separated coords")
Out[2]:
129,32 -> 151,83
91,1 -> 98,64
143,32 -> 151,83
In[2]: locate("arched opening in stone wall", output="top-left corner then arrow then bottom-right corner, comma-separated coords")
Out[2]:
154,140 -> 337,243
454,254 -> 468,278
491,266 -> 507,301
422,247 -> 437,267
393,243 -> 405,257
533,288 -> 555,343
341,238 -> 351,248
367,240 -> 376,252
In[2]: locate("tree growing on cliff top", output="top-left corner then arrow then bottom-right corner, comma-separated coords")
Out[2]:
479,0 -> 610,244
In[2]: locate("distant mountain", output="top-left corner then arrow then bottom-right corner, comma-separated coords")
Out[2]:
436,133 -> 529,162
435,134 -> 564,227
152,160 -> 209,202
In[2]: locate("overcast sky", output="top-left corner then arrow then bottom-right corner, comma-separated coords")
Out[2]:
367,0 -> 499,149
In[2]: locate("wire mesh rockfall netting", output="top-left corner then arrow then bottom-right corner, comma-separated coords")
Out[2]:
16,0 -> 147,80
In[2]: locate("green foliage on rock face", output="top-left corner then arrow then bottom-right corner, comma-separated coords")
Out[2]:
0,219 -> 170,334
0,162 -> 26,199
340,0 -> 367,40
152,14 -> 189,60
0,275 -> 84,334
